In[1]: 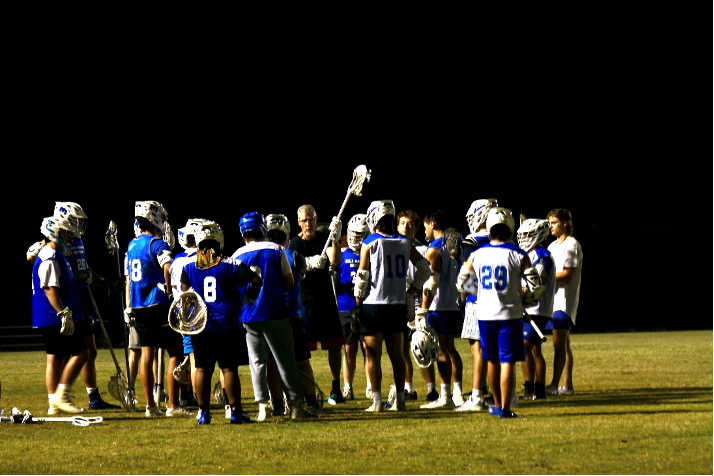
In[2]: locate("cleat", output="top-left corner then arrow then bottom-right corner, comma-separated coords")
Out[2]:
420,397 -> 454,409
47,403 -> 60,416
166,406 -> 192,417
488,405 -> 502,417
197,410 -> 212,425
388,402 -> 406,412
364,403 -> 387,413
342,386 -> 354,401
558,386 -> 575,395
425,390 -> 439,402
405,389 -> 418,400
328,392 -> 345,404
145,405 -> 163,417
50,394 -> 84,414
290,404 -> 317,420
88,399 -> 121,410
257,403 -> 271,422
452,394 -> 465,407
231,410 -> 255,424
455,396 -> 484,412
387,385 -> 397,408
500,410 -> 520,419
307,405 -> 324,416
545,384 -> 560,396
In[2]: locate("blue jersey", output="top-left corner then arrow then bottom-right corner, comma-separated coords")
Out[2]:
426,236 -> 460,311
336,247 -> 360,313
181,257 -> 253,331
126,234 -> 172,308
66,237 -> 90,302
525,246 -> 556,318
231,241 -> 291,323
32,245 -> 84,328
284,249 -> 302,318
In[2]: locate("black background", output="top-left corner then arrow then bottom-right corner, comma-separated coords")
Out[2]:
13,11 -> 713,340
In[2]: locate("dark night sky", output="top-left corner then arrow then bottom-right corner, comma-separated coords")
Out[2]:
14,12 -> 712,334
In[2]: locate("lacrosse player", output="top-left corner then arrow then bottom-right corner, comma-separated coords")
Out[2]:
455,198 -> 498,412
29,202 -> 121,411
288,205 -> 346,405
335,213 -> 370,401
418,210 -> 465,409
233,212 -> 315,421
457,207 -> 541,419
353,200 -> 431,412
170,219 -> 210,408
32,215 -> 88,414
125,201 -> 189,417
265,214 -> 323,417
545,209 -> 583,396
516,218 -> 556,401
396,210 -> 438,402
181,221 -> 262,424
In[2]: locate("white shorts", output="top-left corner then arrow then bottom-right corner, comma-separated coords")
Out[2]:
460,302 -> 480,341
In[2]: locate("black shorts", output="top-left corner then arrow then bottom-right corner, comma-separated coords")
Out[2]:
75,316 -> 94,338
134,305 -> 182,349
359,304 -> 407,336
339,312 -> 360,345
300,299 -> 345,349
191,328 -> 249,370
41,325 -> 87,357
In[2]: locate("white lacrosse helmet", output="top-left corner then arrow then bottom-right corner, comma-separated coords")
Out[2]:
465,198 -> 498,235
410,327 -> 440,368
366,200 -> 395,233
54,202 -> 87,237
194,221 -> 224,251
486,207 -> 515,235
266,214 -> 291,241
134,201 -> 169,231
517,218 -> 550,251
40,215 -> 79,251
347,213 -> 369,252
178,218 -> 210,249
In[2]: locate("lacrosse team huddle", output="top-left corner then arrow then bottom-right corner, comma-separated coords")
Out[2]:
28,169 -> 583,423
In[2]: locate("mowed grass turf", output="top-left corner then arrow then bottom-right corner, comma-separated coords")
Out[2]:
0,330 -> 711,475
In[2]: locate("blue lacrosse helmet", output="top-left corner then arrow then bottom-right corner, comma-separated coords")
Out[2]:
239,212 -> 267,237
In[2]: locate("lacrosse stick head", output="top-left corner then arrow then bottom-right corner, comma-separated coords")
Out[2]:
105,220 -> 119,254
349,165 -> 371,197
168,291 -> 207,335
172,355 -> 192,384
108,372 -> 134,411
213,380 -> 226,405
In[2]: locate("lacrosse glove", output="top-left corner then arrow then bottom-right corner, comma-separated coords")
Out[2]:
58,307 -> 74,336
124,307 -> 136,327
305,254 -> 327,272
415,308 -> 429,329
329,216 -> 342,244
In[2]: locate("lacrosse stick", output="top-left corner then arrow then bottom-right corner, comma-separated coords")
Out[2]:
523,309 -> 547,342
1,410 -> 103,426
282,369 -> 327,413
320,165 -> 371,257
154,348 -> 165,408
86,287 -> 133,411
105,220 -> 135,411
168,291 -> 208,335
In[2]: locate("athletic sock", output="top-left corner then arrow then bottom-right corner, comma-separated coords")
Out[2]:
453,382 -> 462,397
199,404 -> 210,414
404,383 -> 414,393
86,386 -> 98,395
427,383 -> 436,394
397,391 -> 405,406
440,383 -> 450,398
331,380 -> 340,395
372,392 -> 382,408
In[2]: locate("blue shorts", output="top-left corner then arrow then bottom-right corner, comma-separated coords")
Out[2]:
427,310 -> 463,336
523,315 -> 550,346
478,319 -> 525,363
545,310 -> 574,331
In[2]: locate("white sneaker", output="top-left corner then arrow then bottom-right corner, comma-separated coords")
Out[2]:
545,385 -> 560,396
257,403 -> 271,422
50,391 -> 84,414
365,403 -> 385,412
145,405 -> 163,417
420,396 -> 455,409
454,396 -> 483,412
452,393 -> 465,407
387,385 -> 397,408
166,406 -> 191,417
47,403 -> 60,416
558,386 -> 575,395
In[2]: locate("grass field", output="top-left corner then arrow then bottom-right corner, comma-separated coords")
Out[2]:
0,330 -> 711,475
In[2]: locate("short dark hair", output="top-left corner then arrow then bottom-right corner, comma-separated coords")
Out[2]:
423,210 -> 448,231
489,223 -> 512,242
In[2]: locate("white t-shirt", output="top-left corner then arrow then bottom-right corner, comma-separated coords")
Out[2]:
547,236 -> 583,323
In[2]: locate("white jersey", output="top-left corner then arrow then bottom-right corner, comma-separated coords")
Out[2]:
471,241 -> 528,321
170,248 -> 197,293
547,236 -> 583,323
363,232 -> 412,305
524,247 -> 556,318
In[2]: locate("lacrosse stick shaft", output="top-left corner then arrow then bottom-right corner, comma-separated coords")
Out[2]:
107,221 -> 133,388
524,311 -> 547,342
320,165 -> 371,257
86,287 -> 123,374
320,193 -> 352,257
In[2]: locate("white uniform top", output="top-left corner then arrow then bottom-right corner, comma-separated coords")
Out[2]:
471,241 -> 528,321
547,236 -> 583,324
170,248 -> 197,293
363,232 -> 412,305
